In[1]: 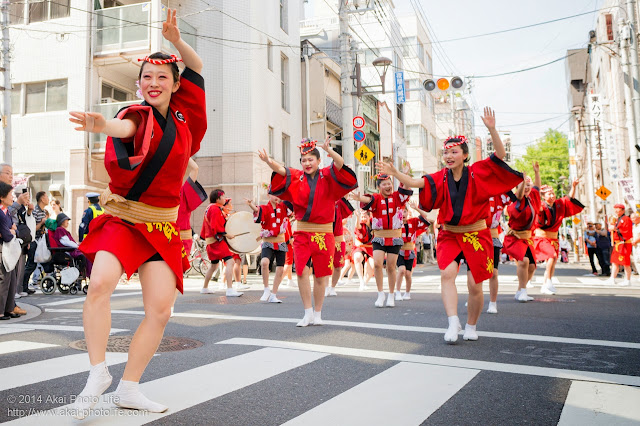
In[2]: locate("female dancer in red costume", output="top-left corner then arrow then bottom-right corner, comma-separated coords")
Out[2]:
68,10 -> 205,417
377,108 -> 523,343
260,136 -> 357,326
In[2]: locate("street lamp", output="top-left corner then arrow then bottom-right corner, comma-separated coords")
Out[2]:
372,56 -> 392,94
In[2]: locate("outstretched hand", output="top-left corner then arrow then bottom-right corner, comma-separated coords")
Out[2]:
481,107 -> 496,130
408,200 -> 419,210
162,8 -> 181,44
243,197 -> 254,206
532,161 -> 539,174
320,135 -> 332,152
258,149 -> 271,164
347,191 -> 361,201
572,178 -> 580,188
69,111 -> 106,133
376,161 -> 397,176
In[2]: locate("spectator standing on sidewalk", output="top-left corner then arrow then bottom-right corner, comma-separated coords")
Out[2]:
559,235 -> 571,263
9,185 -> 34,299
595,222 -> 612,277
584,223 -> 599,274
631,213 -> 640,275
22,191 -> 47,293
0,181 -> 18,320
78,192 -> 104,242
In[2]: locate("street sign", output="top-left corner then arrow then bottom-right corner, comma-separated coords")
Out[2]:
353,116 -> 365,129
355,144 -> 374,166
395,71 -> 405,104
595,185 -> 611,200
572,217 -> 581,225
358,165 -> 371,173
353,130 -> 366,142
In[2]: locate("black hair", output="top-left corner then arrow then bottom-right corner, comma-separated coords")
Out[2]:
444,139 -> 470,163
35,191 -> 46,203
138,52 -> 180,83
0,182 -> 12,199
299,148 -> 321,161
210,189 -> 225,203
376,178 -> 392,188
88,196 -> 100,204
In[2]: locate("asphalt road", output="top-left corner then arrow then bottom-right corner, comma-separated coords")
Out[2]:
0,261 -> 639,425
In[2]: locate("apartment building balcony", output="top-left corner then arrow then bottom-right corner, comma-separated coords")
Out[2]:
90,100 -> 138,153
94,2 -> 196,59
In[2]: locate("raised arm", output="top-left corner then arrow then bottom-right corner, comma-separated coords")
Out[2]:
184,157 -> 198,183
408,200 -> 429,220
514,172 -> 526,200
258,148 -> 286,176
568,178 -> 580,199
481,107 -> 506,159
376,161 -> 424,188
162,9 -> 203,74
533,161 -> 541,188
69,112 -> 138,139
320,135 -> 344,170
347,191 -> 372,204
245,198 -> 259,213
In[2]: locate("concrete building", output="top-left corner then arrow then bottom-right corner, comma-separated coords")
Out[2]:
7,0 -> 302,236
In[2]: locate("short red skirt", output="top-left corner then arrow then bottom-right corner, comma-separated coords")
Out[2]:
533,237 -> 559,261
611,241 -> 632,266
333,240 -> 346,268
502,235 -> 537,264
293,231 -> 335,278
206,240 -> 233,262
437,228 -> 494,284
80,214 -> 187,293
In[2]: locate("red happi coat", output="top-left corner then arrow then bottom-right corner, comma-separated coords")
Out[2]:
533,196 -> 584,261
502,187 -> 541,262
254,201 -> 293,251
419,154 -> 523,283
333,197 -> 355,238
361,187 -> 413,246
178,177 -> 207,254
488,193 -> 511,240
200,203 -> 232,261
399,217 -> 430,260
611,214 -> 633,266
80,68 -> 206,293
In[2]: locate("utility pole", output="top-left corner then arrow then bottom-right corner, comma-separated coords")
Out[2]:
1,0 -> 11,165
596,123 -> 608,222
339,0 -> 354,171
626,0 -> 640,204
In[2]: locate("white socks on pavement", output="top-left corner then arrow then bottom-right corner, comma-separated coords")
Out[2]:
386,292 -> 395,307
402,292 -> 411,300
619,280 -> 631,287
226,288 -> 243,297
313,311 -> 323,325
394,291 -> 403,301
515,289 -> 534,302
540,279 -> 555,295
444,316 -> 461,344
260,288 -> 271,301
267,293 -> 282,303
200,287 -> 214,294
487,301 -> 497,314
526,280 -> 534,289
374,292 -> 385,307
463,323 -> 478,341
114,380 -> 168,413
296,308 -> 314,327
72,361 -> 112,419
359,280 -> 368,291
327,287 -> 337,297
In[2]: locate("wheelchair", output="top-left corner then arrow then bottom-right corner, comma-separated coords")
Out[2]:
39,232 -> 89,296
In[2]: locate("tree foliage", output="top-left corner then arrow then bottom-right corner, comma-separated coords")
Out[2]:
514,129 -> 570,195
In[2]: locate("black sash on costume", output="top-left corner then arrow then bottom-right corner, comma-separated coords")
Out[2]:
446,167 -> 469,226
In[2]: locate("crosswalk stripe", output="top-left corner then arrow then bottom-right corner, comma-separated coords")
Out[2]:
0,340 -> 58,355
6,348 -> 327,424
283,362 -> 478,425
39,291 -> 143,307
0,353 -> 128,392
558,381 -> 640,425
46,308 -> 640,350
0,324 -> 128,334
218,338 -> 640,387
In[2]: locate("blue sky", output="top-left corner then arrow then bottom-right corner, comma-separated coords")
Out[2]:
395,0 -> 602,156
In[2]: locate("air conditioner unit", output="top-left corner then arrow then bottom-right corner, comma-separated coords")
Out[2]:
100,97 -> 117,104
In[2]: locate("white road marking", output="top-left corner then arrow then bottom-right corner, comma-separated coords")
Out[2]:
217,338 -> 640,387
39,291 -> 143,307
283,362 -> 478,426
0,324 -> 128,334
7,348 -> 327,424
0,340 -> 58,355
0,353 -> 128,392
0,327 -> 35,336
46,308 -> 640,350
558,381 -> 640,425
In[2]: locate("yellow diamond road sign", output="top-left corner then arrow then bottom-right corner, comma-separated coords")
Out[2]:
595,185 -> 611,200
572,217 -> 580,225
355,144 -> 374,166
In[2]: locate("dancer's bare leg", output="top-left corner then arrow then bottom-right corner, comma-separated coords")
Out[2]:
441,261 -> 462,343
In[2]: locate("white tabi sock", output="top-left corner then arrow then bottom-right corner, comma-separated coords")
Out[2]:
72,361 -> 112,419
114,380 -> 168,413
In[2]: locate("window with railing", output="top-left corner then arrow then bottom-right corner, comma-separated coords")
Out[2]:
10,0 -> 69,25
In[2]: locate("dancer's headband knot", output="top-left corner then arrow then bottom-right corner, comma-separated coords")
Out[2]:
298,138 -> 317,155
137,54 -> 183,65
540,185 -> 554,194
443,135 -> 468,149
372,173 -> 391,181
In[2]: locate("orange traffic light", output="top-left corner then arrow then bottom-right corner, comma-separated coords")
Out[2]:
437,78 -> 450,91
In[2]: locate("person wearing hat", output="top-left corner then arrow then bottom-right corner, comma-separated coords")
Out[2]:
584,221 -> 599,275
52,213 -> 92,280
78,192 -> 104,243
607,204 -> 633,286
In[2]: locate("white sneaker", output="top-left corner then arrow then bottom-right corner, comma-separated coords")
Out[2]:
217,282 -> 226,290
487,302 -> 497,314
546,280 -> 558,293
200,287 -> 215,294
394,291 -> 403,301
526,280 -> 534,289
374,292 -> 385,307
444,317 -> 462,344
327,287 -> 337,297
402,292 -> 411,300
324,287 -> 330,297
280,280 -> 290,288
14,293 -> 21,299
359,284 -> 369,291
386,293 -> 395,307
336,279 -> 345,287
619,280 -> 631,287
540,284 -> 555,295
267,294 -> 282,303
235,283 -> 251,291
225,289 -> 243,297
604,277 -> 615,285
463,324 -> 478,341
260,288 -> 271,302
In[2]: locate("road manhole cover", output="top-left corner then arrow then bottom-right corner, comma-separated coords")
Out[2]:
69,336 -> 203,352
187,294 -> 287,305
533,298 -> 576,303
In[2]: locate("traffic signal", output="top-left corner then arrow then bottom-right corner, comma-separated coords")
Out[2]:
423,76 -> 465,93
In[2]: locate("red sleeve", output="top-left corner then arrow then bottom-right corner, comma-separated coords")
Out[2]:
557,196 -> 585,218
529,187 -> 541,213
396,187 -> 413,208
210,206 -> 226,239
182,177 -> 207,212
361,193 -> 381,212
170,68 -> 207,156
254,205 -> 264,224
270,168 -> 303,203
325,163 -> 358,200
471,154 -> 524,201
336,197 -> 355,220
419,170 -> 445,212
107,104 -> 154,171
621,217 -> 633,239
